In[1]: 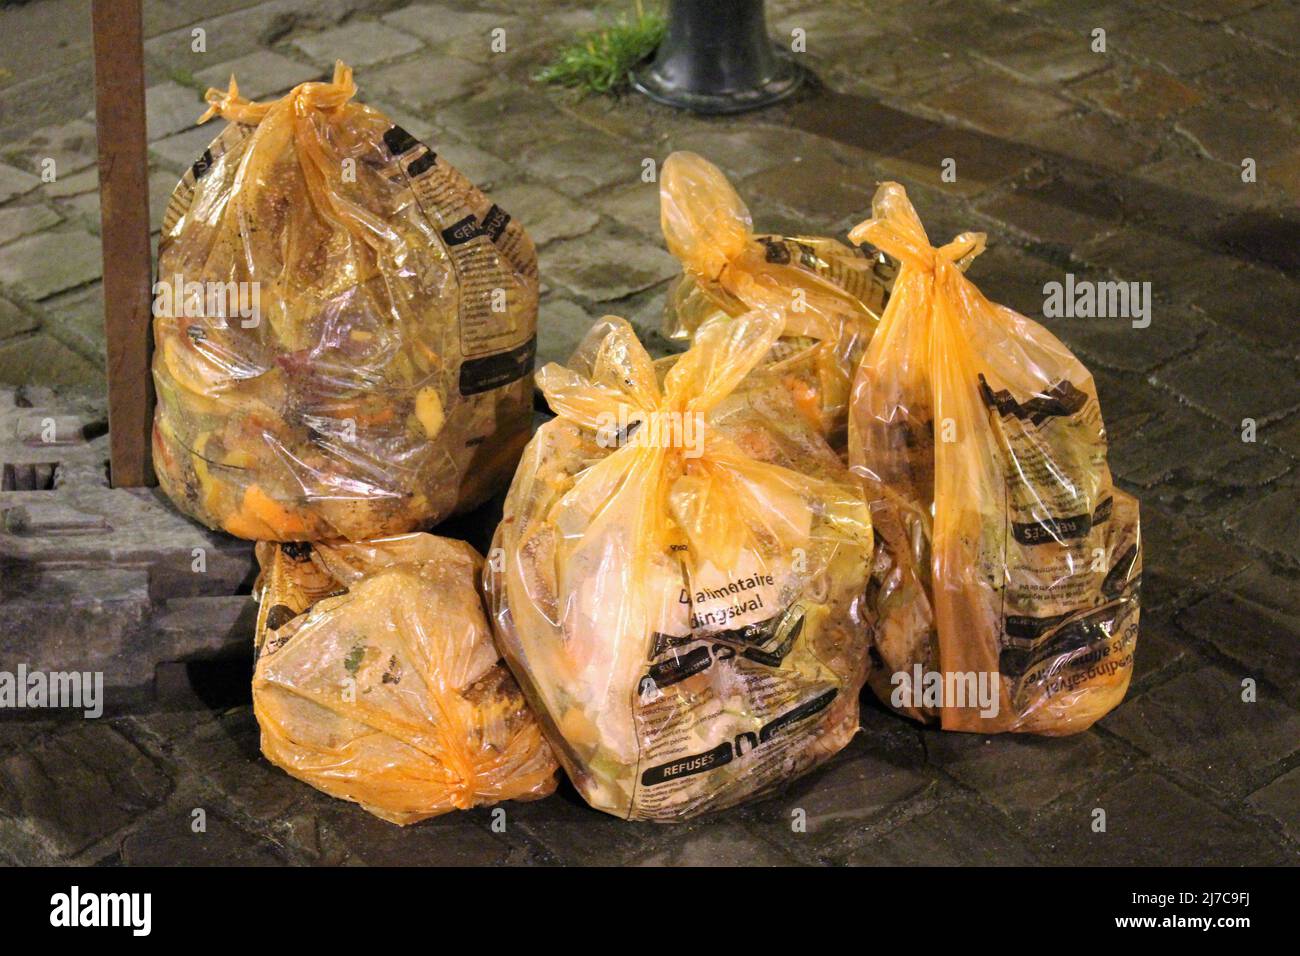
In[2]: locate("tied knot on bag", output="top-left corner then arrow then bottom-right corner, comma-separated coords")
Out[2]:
849,181 -> 986,276
192,60 -> 400,295
660,152 -> 866,343
536,313 -> 816,569
198,60 -> 358,125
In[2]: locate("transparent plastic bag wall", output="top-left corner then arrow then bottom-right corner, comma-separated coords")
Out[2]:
152,63 -> 539,542
253,534 -> 558,824
847,182 -> 1141,735
485,311 -> 873,821
659,151 -> 893,449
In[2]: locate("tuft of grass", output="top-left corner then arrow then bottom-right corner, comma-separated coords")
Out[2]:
535,2 -> 665,95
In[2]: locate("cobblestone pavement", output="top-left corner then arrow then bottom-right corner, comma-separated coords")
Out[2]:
1,0 -> 1298,865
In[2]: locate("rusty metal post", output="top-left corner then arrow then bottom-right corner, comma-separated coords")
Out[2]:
91,0 -> 156,486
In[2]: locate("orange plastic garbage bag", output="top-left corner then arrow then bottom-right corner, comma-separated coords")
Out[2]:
152,63 -> 538,542
847,182 -> 1141,735
485,311 -> 873,821
253,534 -> 558,824
659,151 -> 893,450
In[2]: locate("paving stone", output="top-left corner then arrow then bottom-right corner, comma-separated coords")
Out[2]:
877,126 -> 1040,198
119,805 -> 286,866
1197,45 -> 1300,116
588,179 -> 661,236
919,73 -> 1074,135
0,229 -> 100,301
39,282 -> 105,364
366,54 -> 491,111
146,81 -> 206,142
484,182 -> 599,248
518,134 -> 646,197
1175,101 -> 1298,167
0,204 -> 60,248
39,166 -> 97,200
665,126 -> 810,180
536,297 -> 595,369
436,87 -> 571,158
1190,261 -> 1300,354
1246,765 -> 1300,843
1103,666 -> 1300,796
786,91 -> 936,157
4,119 -> 97,179
1070,229 -> 1231,302
1159,0 -> 1269,23
507,785 -> 657,866
1139,509 -> 1252,612
1152,339 -> 1300,426
1113,9 -> 1247,76
928,730 -> 1121,814
1223,483 -> 1300,569
976,169 -> 1121,250
834,796 -> 1041,865
0,723 -> 171,858
1107,402 -> 1291,493
148,123 -> 219,173
741,154 -> 873,227
1033,770 -> 1287,865
832,34 -> 978,100
1226,1 -> 1300,53
0,163 -> 40,203
1019,110 -> 1162,172
193,49 -> 324,101
1071,65 -> 1206,121
0,296 -> 38,340
1177,586 -> 1300,701
542,225 -> 677,302
1128,613 -> 1193,690
0,333 -> 103,388
630,820 -> 800,866
977,26 -> 1108,84
1037,300 -> 1207,375
381,4 -> 505,46
305,802 -> 518,866
292,20 -> 424,69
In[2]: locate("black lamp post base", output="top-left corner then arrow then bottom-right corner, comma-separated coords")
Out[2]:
630,0 -> 806,115
631,49 -> 803,115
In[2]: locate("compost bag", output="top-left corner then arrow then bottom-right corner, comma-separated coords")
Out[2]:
152,62 -> 538,541
847,182 -> 1141,735
485,311 -> 873,821
659,151 -> 893,450
253,534 -> 558,824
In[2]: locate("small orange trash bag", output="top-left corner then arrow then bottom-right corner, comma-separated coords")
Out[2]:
253,534 -> 558,824
152,63 -> 538,541
847,183 -> 1141,735
659,151 -> 893,451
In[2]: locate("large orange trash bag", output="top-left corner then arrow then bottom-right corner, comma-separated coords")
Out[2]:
485,311 -> 873,821
659,151 -> 893,450
253,534 -> 558,824
847,182 -> 1141,735
152,63 -> 538,541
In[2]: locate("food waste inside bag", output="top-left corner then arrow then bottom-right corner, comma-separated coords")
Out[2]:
847,182 -> 1141,736
485,311 -> 874,822
152,62 -> 538,542
659,150 -> 894,451
253,534 -> 558,825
